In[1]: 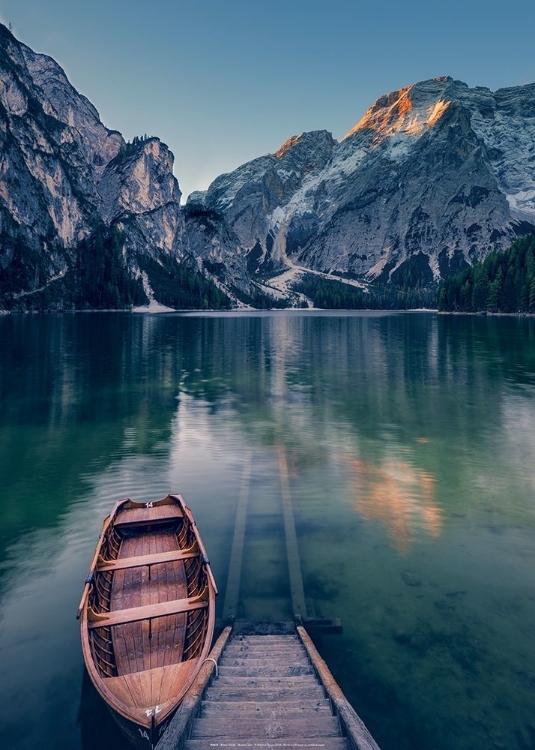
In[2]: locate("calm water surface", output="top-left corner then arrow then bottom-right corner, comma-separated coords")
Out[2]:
0,311 -> 534,750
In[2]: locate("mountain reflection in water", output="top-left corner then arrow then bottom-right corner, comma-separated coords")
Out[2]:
348,456 -> 442,549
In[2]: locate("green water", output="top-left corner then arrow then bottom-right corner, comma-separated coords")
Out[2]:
0,311 -> 534,750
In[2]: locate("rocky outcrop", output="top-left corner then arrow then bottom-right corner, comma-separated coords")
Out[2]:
186,131 -> 336,278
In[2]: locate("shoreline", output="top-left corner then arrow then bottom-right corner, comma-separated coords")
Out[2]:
3,307 -> 535,317
1,306 -> 439,315
437,310 -> 535,318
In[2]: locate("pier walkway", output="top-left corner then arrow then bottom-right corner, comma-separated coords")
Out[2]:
156,623 -> 379,750
186,633 -> 344,750
155,448 -> 379,749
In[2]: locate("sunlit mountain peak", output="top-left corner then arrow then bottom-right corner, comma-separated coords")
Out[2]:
276,133 -> 303,158
343,78 -> 457,141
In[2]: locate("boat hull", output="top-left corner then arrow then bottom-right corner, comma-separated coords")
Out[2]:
108,704 -> 173,749
78,494 -> 217,749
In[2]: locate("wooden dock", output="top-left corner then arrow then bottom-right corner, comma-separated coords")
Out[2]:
156,624 -> 379,750
155,451 -> 379,749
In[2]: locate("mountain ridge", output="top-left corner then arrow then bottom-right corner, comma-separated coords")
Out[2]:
1,22 -> 534,310
0,22 -> 212,310
188,74 -> 535,298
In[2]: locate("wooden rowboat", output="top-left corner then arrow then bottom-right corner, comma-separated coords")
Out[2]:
77,494 -> 217,748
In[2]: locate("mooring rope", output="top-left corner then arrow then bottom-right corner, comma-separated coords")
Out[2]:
202,657 -> 219,677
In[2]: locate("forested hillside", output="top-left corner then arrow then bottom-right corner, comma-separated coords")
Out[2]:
438,235 -> 535,313
0,225 -> 231,311
294,274 -> 436,310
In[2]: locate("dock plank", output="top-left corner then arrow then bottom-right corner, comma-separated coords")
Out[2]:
279,450 -> 308,619
186,741 -> 349,750
223,645 -> 306,652
220,657 -> 308,667
204,686 -> 326,702
200,699 -> 332,717
212,683 -> 321,697
192,716 -> 341,738
218,665 -> 314,677
232,635 -> 300,643
223,451 -> 252,620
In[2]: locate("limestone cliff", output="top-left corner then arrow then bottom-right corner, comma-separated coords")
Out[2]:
0,23 -> 192,309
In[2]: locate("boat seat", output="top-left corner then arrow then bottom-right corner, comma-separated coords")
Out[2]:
88,595 -> 208,629
96,547 -> 199,573
114,505 -> 183,529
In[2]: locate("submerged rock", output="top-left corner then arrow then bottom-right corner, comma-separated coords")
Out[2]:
392,628 -> 413,644
401,570 -> 422,587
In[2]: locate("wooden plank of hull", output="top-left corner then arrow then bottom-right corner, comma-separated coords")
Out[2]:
150,660 -> 201,711
102,661 -> 201,720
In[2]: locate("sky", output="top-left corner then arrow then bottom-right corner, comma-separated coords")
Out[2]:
1,0 -> 534,199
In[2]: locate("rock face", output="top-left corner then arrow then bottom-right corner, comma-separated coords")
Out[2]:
185,130 -> 337,299
188,76 -> 535,292
0,22 -> 185,308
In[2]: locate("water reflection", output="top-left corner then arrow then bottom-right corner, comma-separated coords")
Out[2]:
348,455 -> 442,549
0,311 -> 535,750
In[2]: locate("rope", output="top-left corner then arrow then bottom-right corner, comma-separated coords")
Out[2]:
202,657 -> 219,677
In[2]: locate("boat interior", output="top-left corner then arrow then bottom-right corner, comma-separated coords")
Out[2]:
86,499 -> 211,697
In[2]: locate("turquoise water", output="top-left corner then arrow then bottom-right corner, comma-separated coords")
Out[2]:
0,311 -> 534,749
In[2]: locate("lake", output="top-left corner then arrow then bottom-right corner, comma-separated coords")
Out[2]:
0,310 -> 534,750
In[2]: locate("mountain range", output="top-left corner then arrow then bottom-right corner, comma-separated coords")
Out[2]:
1,22 -> 534,310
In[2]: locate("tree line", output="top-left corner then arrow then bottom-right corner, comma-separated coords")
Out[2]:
438,235 -> 535,313
138,255 -> 231,310
0,224 -> 232,311
294,274 -> 436,310
74,225 -> 146,308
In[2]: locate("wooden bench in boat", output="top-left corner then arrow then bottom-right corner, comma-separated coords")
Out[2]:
96,547 -> 199,573
88,595 -> 209,629
114,504 -> 184,529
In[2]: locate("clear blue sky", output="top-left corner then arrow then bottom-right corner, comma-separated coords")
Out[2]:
1,0 -> 534,199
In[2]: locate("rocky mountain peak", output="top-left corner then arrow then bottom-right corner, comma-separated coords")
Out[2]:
276,133 -> 302,158
343,77 -> 465,142
187,75 -> 535,298
275,129 -> 336,158
274,129 -> 337,175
